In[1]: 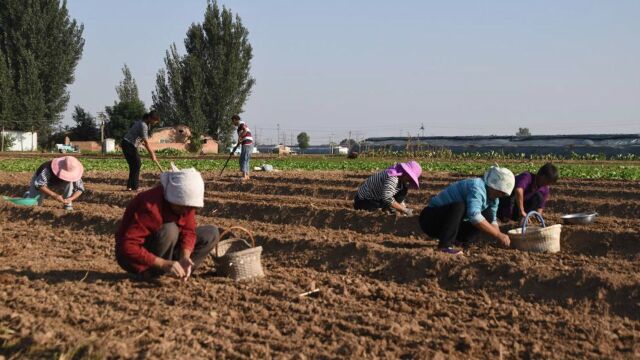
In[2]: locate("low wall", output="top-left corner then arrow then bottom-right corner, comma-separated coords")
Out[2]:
71,141 -> 101,152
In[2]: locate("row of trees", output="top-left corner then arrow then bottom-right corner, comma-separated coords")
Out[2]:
0,0 -> 84,147
152,1 -> 254,148
2,0 -> 255,150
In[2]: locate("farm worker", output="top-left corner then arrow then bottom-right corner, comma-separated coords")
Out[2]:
498,163 -> 559,222
418,165 -> 514,255
231,114 -> 253,181
354,161 -> 422,216
121,110 -> 163,191
24,156 -> 84,211
115,167 -> 218,280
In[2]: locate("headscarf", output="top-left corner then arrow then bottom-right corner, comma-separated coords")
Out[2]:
160,165 -> 205,207
483,164 -> 515,194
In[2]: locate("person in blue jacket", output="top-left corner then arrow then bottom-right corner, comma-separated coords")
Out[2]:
419,165 -> 515,255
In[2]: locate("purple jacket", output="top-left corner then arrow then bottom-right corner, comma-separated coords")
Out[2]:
498,172 -> 550,219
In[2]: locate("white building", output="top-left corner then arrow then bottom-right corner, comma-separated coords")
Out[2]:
1,130 -> 38,151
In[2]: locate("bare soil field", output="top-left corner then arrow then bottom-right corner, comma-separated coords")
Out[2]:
0,170 -> 638,359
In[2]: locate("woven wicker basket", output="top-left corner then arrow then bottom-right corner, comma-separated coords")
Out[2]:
213,226 -> 264,281
508,211 -> 562,253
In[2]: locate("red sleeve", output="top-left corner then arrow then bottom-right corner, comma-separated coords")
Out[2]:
117,202 -> 162,272
179,209 -> 197,254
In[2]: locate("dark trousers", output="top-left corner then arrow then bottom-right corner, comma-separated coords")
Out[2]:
122,140 -> 141,190
499,192 -> 545,222
419,202 -> 491,249
354,187 -> 408,211
144,223 -> 219,275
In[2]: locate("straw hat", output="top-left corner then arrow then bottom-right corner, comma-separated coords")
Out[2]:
51,156 -> 84,182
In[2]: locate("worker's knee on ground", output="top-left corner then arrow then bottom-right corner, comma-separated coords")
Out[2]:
196,225 -> 219,246
159,222 -> 180,245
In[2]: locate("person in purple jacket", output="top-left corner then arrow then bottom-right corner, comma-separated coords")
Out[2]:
498,163 -> 559,222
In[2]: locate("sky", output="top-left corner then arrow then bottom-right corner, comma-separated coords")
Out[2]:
64,0 -> 640,145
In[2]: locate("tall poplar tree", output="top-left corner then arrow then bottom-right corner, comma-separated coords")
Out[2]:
152,0 -> 255,147
0,0 -> 84,144
105,64 -> 146,140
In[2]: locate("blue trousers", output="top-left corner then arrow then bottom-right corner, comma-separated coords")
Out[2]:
239,144 -> 253,173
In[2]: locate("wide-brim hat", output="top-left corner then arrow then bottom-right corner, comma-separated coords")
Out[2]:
51,156 -> 84,182
398,160 -> 422,188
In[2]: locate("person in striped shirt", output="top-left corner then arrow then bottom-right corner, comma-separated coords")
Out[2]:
232,114 -> 253,181
419,165 -> 514,255
24,156 -> 85,211
354,161 -> 422,216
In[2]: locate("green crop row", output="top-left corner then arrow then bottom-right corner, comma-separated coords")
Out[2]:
1,157 -> 639,180
363,147 -> 640,161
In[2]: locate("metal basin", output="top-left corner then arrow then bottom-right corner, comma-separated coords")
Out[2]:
561,212 -> 598,224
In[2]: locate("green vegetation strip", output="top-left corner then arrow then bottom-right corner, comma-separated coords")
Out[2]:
1,157 -> 639,180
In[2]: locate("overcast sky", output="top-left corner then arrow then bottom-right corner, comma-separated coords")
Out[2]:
64,0 -> 640,144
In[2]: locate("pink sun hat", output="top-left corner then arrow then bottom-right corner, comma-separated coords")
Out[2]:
385,160 -> 422,188
51,156 -> 84,182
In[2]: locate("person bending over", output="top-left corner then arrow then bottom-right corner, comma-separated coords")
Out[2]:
498,162 -> 559,222
419,165 -> 514,255
354,160 -> 422,216
121,111 -> 162,191
115,167 -> 218,281
24,156 -> 84,211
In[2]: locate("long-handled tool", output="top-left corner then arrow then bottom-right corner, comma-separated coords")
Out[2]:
154,160 -> 164,173
219,144 -> 239,176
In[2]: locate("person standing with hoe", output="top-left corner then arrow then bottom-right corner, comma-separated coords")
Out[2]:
121,111 -> 163,191
231,114 -> 253,181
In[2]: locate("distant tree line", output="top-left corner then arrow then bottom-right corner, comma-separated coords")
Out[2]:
1,0 -> 254,151
0,0 -> 84,148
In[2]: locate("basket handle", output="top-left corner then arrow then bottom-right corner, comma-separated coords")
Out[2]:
215,226 -> 256,257
521,211 -> 546,235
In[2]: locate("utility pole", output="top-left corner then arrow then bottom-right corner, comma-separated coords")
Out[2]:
98,112 -> 106,155
277,123 -> 280,145
330,133 -> 335,155
251,127 -> 258,147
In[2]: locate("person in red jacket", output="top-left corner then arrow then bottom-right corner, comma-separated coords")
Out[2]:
115,167 -> 217,280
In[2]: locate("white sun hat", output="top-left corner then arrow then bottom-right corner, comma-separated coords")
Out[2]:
160,163 -> 204,207
483,164 -> 515,195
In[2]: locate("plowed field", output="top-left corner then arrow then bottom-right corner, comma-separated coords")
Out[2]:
0,170 -> 638,359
